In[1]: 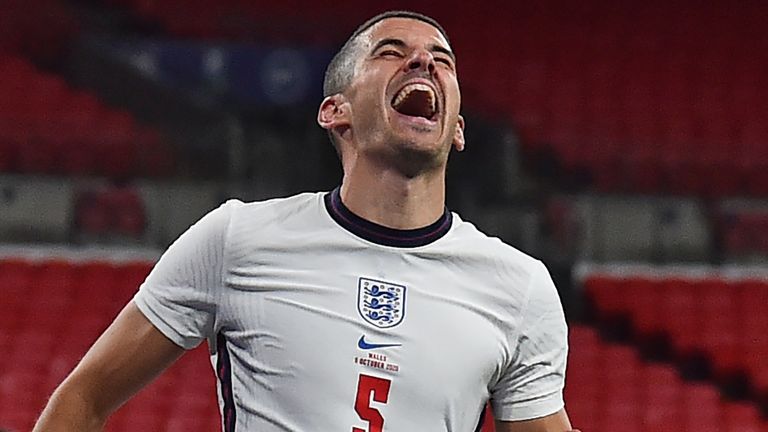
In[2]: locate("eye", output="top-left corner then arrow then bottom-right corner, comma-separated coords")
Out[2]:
435,57 -> 455,69
379,50 -> 403,58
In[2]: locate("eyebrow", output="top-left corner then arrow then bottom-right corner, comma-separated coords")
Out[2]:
371,38 -> 456,63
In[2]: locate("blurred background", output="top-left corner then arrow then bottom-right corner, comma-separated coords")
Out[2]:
1,0 -> 768,431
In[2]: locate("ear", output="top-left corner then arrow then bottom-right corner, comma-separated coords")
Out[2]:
452,114 -> 466,152
317,94 -> 351,134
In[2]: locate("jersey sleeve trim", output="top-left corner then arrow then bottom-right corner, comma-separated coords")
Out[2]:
493,395 -> 565,422
133,296 -> 200,350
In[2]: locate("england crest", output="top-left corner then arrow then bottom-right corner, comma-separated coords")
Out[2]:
357,277 -> 406,329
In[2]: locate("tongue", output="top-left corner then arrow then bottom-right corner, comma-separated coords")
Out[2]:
393,89 -> 434,119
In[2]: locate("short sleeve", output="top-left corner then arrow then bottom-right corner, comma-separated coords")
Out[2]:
490,261 -> 569,421
133,200 -> 239,350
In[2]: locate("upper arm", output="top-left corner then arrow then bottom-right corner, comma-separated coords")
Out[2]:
36,202 -> 237,430
76,200 -> 237,413
60,301 -> 186,417
133,200 -> 237,350
491,262 -> 569,421
495,409 -> 574,432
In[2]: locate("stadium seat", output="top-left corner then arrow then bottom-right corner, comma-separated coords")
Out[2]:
723,402 -> 764,432
683,384 -> 721,428
134,126 -> 176,177
75,191 -> 113,238
622,278 -> 661,336
584,275 -> 629,319
117,261 -> 153,290
565,324 -> 768,431
0,55 -> 174,178
74,184 -> 148,240
76,0 -> 768,195
106,186 -> 147,238
0,258 -> 219,431
587,271 -> 768,409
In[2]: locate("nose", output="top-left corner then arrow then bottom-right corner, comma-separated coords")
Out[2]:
404,49 -> 436,75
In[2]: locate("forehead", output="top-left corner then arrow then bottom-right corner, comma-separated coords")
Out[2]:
361,17 -> 451,51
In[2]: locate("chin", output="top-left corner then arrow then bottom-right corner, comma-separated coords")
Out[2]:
387,136 -> 450,176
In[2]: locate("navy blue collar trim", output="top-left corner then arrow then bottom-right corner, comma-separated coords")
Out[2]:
324,187 -> 452,248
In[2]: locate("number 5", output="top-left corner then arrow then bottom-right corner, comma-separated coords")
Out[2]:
352,374 -> 392,432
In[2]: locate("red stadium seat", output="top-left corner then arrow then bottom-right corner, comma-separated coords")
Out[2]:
0,258 -> 34,290
0,259 -> 35,330
722,402 -> 765,432
105,186 -> 147,238
135,126 -> 176,177
587,271 -> 768,411
584,275 -> 629,319
75,191 -> 112,237
96,110 -> 138,178
116,261 -> 153,291
659,279 -> 701,354
683,385 -> 722,430
0,136 -> 16,171
0,55 -> 173,177
73,261 -> 121,303
622,278 -> 662,336
0,258 -> 221,430
98,0 -> 768,193
564,324 -> 768,432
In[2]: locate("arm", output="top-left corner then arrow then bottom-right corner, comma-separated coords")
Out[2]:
35,201 -> 235,431
496,408 -> 579,432
491,262 -> 572,427
33,301 -> 185,431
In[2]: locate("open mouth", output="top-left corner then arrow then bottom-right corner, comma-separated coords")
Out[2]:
390,83 -> 438,121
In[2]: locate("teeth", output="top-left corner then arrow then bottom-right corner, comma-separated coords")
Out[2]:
392,83 -> 436,115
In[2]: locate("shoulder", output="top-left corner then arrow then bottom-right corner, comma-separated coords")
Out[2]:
229,191 -> 322,218
225,191 -> 323,230
447,212 -> 544,274
180,192 -> 324,249
223,191 -> 330,254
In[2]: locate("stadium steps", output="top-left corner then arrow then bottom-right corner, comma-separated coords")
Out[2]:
0,0 -> 175,179
584,273 -> 768,423
567,324 -> 768,431
0,54 -> 175,178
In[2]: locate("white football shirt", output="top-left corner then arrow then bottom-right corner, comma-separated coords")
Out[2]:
133,188 -> 568,431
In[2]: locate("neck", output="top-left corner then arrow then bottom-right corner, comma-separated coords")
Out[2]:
339,159 -> 447,230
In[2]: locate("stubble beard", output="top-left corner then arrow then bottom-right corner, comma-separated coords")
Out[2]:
356,102 -> 453,179
373,131 -> 452,179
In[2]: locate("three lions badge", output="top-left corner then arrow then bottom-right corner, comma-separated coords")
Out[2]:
357,277 -> 406,328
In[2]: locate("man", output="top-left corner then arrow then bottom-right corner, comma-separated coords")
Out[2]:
35,11 -> 579,432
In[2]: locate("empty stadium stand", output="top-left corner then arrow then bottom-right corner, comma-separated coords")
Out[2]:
584,270 -> 768,405
4,257 -> 768,431
0,0 -> 78,62
106,0 -> 768,196
4,1 -> 768,430
0,258 -> 219,431
568,325 -> 768,432
0,54 -> 175,178
4,0 -> 765,197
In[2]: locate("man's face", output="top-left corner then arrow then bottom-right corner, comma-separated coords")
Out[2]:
341,17 -> 464,168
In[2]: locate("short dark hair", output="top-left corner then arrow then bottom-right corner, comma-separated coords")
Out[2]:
322,10 -> 450,98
